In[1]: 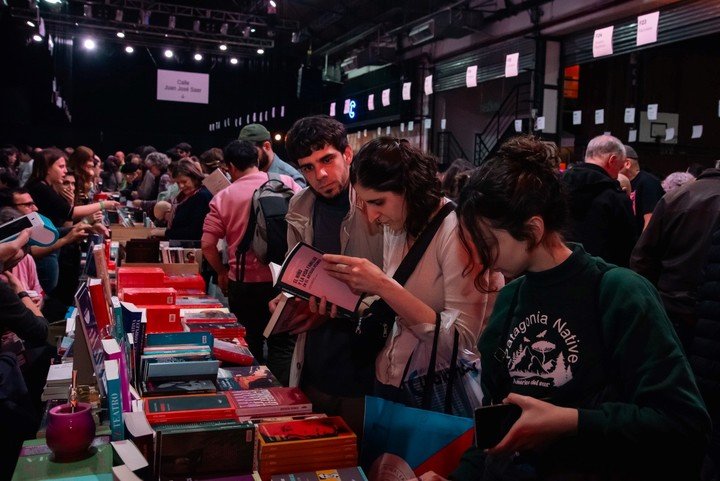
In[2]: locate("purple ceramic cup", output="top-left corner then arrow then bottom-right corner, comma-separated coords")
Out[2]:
46,402 -> 96,462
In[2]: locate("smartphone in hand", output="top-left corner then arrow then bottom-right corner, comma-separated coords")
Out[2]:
474,403 -> 522,449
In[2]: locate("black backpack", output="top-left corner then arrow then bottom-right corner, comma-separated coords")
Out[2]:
235,173 -> 295,282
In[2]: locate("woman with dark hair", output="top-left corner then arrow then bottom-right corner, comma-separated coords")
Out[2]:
416,135 -> 710,481
321,137 -> 500,400
154,159 -> 212,241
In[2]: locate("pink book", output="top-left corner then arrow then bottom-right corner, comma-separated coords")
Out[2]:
101,338 -> 131,412
229,387 -> 312,418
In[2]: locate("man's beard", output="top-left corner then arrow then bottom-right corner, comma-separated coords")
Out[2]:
258,150 -> 270,170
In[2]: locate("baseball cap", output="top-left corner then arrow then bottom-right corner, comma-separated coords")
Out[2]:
239,124 -> 271,142
624,145 -> 638,160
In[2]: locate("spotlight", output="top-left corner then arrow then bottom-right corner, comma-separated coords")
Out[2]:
32,34 -> 43,42
194,53 -> 203,61
44,0 -> 62,4
230,57 -> 238,65
250,28 -> 256,33
274,133 -> 281,141
168,15 -> 176,29
125,46 -> 134,53
219,44 -> 227,51
27,20 -> 36,27
257,48 -> 264,55
164,49 -> 173,58
220,23 -> 228,35
116,31 -> 125,38
83,38 -> 96,50
269,0 -> 277,7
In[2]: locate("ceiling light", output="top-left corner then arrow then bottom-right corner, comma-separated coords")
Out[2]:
83,38 -> 96,50
194,53 -> 203,61
230,57 -> 238,65
274,133 -> 281,141
269,0 -> 277,7
164,49 -> 173,58
257,48 -> 265,55
27,20 -> 36,27
116,31 -> 125,38
250,28 -> 256,33
125,46 -> 134,53
32,34 -> 43,42
44,0 -> 63,4
219,44 -> 227,51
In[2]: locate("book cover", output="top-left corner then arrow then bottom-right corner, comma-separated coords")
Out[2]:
258,416 -> 354,444
145,359 -> 220,380
183,310 -> 238,323
263,293 -> 312,338
202,168 -> 231,196
123,411 -> 156,477
141,378 -> 217,397
88,278 -> 113,337
212,339 -> 254,366
75,282 -> 107,397
275,242 -> 361,316
163,274 -> 205,291
117,267 -> 165,290
143,305 -> 182,334
156,420 -> 254,479
186,322 -> 246,340
230,387 -> 312,418
102,338 -> 131,412
121,302 -> 144,347
93,244 -> 113,303
121,288 -> 177,306
219,365 -> 282,390
143,392 -> 238,425
110,296 -> 125,343
145,331 -> 214,348
269,467 -> 367,481
105,359 -> 125,441
175,295 -> 224,308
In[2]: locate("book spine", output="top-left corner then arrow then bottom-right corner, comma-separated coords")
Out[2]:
105,359 -> 125,441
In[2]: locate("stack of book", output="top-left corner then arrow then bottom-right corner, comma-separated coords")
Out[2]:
182,309 -> 247,340
216,365 -> 282,391
230,387 -> 312,420
41,362 -> 73,401
255,417 -> 358,481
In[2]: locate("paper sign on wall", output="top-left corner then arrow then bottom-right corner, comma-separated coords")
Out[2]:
272,107 -> 276,118
441,118 -> 447,130
402,82 -> 412,100
535,117 -> 545,130
628,129 -> 637,142
386,126 -> 391,135
156,69 -> 209,104
466,65 -> 478,88
329,102 -> 336,117
647,104 -> 658,120
624,107 -> 635,124
692,125 -> 703,139
424,119 -> 432,129
637,11 -> 659,46
343,99 -> 350,114
408,121 -> 414,131
281,106 -> 285,117
377,127 -> 382,135
592,26 -> 614,58
595,109 -> 604,125
253,112 -> 257,122
514,119 -> 522,132
400,123 -> 405,132
382,88 -> 390,107
505,53 -> 519,77
572,111 -> 582,125
665,127 -> 675,141
368,94 -> 375,111
424,75 -> 433,95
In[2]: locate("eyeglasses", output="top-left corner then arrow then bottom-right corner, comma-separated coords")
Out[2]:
14,201 -> 36,208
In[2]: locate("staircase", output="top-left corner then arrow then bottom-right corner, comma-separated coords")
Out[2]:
474,83 -> 532,165
435,130 -> 469,169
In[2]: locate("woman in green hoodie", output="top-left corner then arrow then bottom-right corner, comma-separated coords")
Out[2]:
416,135 -> 710,481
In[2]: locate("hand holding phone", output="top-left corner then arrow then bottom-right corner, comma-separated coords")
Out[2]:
474,403 -> 522,449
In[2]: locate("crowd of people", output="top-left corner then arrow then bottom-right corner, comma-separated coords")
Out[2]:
0,118 -> 718,481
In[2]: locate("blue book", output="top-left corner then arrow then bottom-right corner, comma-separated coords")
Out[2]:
111,296 -> 125,343
145,331 -> 214,348
104,359 -> 124,441
121,302 -> 144,341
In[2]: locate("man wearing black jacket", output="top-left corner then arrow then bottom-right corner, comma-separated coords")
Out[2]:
562,135 -> 637,267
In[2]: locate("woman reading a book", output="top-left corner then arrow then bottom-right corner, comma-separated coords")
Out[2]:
321,137 -> 502,403
414,135 -> 710,481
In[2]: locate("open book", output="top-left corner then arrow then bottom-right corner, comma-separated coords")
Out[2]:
202,168 -> 231,195
263,292 -> 313,338
270,242 -> 362,319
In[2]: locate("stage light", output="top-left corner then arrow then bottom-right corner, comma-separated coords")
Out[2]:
274,133 -> 281,141
116,31 -> 125,38
250,28 -> 256,33
83,38 -> 96,50
257,48 -> 264,55
269,0 -> 277,7
44,0 -> 62,4
164,49 -> 173,58
230,57 -> 238,65
27,20 -> 35,27
219,44 -> 227,51
194,53 -> 203,61
32,34 -> 42,42
125,46 -> 134,53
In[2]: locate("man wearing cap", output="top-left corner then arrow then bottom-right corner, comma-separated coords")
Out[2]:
620,145 -> 665,233
238,123 -> 306,187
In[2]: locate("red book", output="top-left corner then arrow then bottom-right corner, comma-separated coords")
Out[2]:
164,274 -> 206,291
117,267 -> 165,290
88,278 -> 112,336
175,288 -> 206,296
186,322 -> 246,340
121,287 -> 177,306
212,339 -> 254,365
143,392 -> 238,425
144,305 -> 182,333
229,387 -> 312,418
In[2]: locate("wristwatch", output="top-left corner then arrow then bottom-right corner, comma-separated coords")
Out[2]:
17,291 -> 30,300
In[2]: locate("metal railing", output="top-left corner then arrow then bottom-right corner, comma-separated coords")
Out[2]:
474,83 -> 531,165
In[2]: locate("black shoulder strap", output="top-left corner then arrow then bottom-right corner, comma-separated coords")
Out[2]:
392,201 -> 456,286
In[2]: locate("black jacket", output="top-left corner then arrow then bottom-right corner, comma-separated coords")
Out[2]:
562,162 -> 637,267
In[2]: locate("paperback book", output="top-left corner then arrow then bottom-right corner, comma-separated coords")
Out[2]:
229,387 -> 312,419
143,392 -> 238,425
216,365 -> 281,391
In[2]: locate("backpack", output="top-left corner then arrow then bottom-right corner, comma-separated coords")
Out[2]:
235,173 -> 295,282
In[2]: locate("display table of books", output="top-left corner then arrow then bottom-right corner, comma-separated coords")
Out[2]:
23,240 -> 367,481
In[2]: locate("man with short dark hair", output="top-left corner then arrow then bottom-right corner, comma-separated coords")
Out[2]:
173,142 -> 192,159
271,115 -> 383,436
619,145 -> 665,233
202,140 -> 301,384
238,123 -> 306,187
562,135 -> 637,266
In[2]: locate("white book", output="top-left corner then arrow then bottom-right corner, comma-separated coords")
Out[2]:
202,168 -> 231,195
